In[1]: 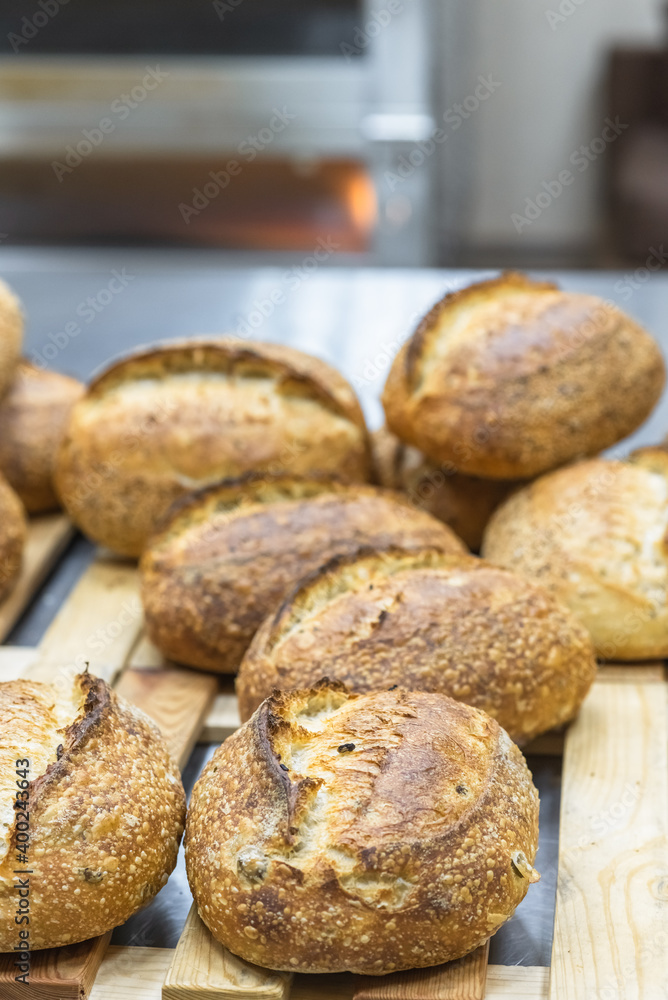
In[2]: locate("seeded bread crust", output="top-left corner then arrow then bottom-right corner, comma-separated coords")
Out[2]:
0,673 -> 185,951
55,338 -> 372,556
0,279 -> 23,401
0,472 -> 26,603
237,546 -> 596,742
382,272 -> 666,479
140,475 -> 466,673
186,683 -> 540,975
0,362 -> 84,512
482,450 -> 668,659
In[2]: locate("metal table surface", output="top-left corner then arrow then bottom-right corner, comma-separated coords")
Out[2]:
2,246 -> 667,969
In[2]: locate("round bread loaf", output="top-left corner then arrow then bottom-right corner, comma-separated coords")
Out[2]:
55,338 -> 372,556
237,547 -> 596,743
482,449 -> 668,659
0,362 -> 84,512
372,425 -> 521,550
0,279 -> 23,401
382,272 -> 666,479
140,475 -> 465,673
186,683 -> 540,975
0,672 -> 186,951
0,472 -> 26,603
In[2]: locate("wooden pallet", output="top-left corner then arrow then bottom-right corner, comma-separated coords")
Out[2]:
0,531 -> 666,1000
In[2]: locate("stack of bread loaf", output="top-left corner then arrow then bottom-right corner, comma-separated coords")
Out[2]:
1,269 -> 666,973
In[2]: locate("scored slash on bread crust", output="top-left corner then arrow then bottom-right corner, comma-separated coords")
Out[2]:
0,673 -> 186,951
140,473 -> 466,674
236,545 -> 597,743
54,337 -> 373,557
482,449 -> 668,660
382,272 -> 666,479
185,682 -> 540,976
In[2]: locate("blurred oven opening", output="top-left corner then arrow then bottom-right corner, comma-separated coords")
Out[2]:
0,0 -> 440,263
0,156 -> 378,252
0,0 -> 361,58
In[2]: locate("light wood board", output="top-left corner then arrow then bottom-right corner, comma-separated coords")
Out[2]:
549,680 -> 668,1000
0,513 -> 73,642
163,906 -> 293,1000
0,933 -> 111,1000
90,948 -> 549,1000
352,943 -> 489,1000
25,553 -> 142,683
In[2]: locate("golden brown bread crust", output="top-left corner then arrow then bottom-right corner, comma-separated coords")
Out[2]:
482,451 -> 668,659
0,279 -> 23,401
54,338 -> 372,557
185,683 -> 540,975
0,472 -> 26,602
237,547 -> 596,743
382,272 -> 666,479
0,362 -> 84,512
0,673 -> 185,951
140,475 -> 466,673
371,426 -> 522,550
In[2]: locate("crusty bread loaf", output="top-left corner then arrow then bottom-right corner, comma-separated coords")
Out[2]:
0,672 -> 185,951
237,547 -> 596,743
55,338 -> 372,556
382,272 -> 666,479
482,449 -> 668,659
0,279 -> 23,401
140,475 -> 465,673
0,362 -> 84,512
371,425 -> 521,550
0,472 -> 26,603
185,682 -> 540,975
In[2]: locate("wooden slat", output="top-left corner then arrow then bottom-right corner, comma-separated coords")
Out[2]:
0,513 -> 73,641
128,632 -> 169,668
162,905 -> 292,1000
0,933 -> 111,1000
91,947 -> 174,1000
198,683 -> 239,744
353,943 -> 489,1000
478,966 -> 547,1000
88,949 -> 548,1000
24,554 -> 142,684
0,645 -> 40,681
116,666 -> 218,769
596,662 -> 665,683
549,680 -> 668,999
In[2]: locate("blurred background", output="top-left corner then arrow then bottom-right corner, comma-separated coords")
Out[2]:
1,0 -> 667,268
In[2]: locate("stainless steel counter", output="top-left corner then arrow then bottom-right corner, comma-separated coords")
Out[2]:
3,247 -> 667,969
